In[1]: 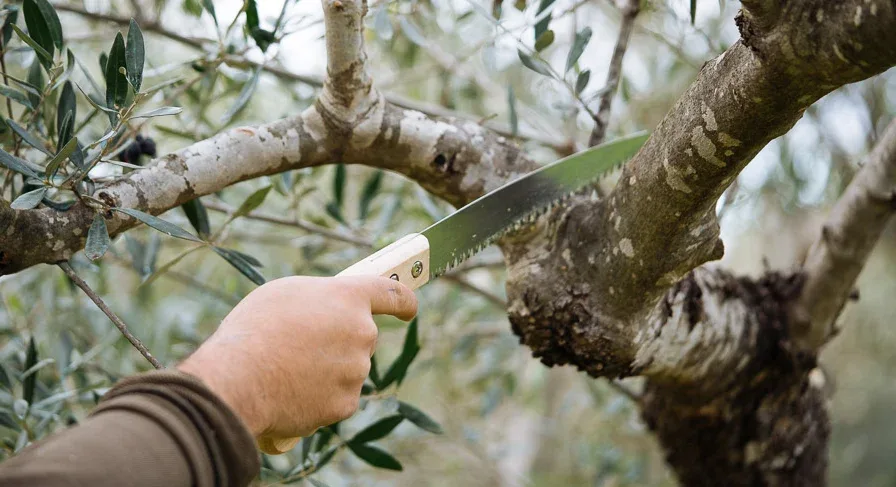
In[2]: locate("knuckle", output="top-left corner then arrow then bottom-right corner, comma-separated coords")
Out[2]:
333,396 -> 359,422
342,356 -> 370,385
362,319 -> 378,343
349,317 -> 378,345
354,358 -> 371,383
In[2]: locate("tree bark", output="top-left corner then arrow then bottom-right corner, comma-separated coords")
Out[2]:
2,0 -> 896,484
640,269 -> 829,486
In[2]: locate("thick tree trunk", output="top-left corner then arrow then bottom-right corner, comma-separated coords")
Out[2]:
644,370 -> 829,487
641,270 -> 829,486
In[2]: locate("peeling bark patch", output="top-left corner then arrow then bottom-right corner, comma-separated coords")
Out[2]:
691,126 -> 726,167
664,156 -> 694,193
702,103 -> 718,131
718,132 -> 742,147
619,238 -> 635,258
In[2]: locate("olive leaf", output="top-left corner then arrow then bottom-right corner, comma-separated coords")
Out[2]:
132,106 -> 182,119
181,199 -> 210,237
220,68 -> 260,124
57,81 -> 76,147
125,19 -> 144,91
518,50 -> 553,78
5,118 -> 50,155
0,147 -> 40,178
1,7 -> 18,47
347,443 -> 403,471
23,338 -> 38,404
104,32 -> 128,109
397,401 -> 443,434
212,247 -> 266,285
349,415 -> 404,445
565,27 -> 592,73
11,24 -> 52,69
201,0 -> 218,26
575,69 -> 591,95
10,187 -> 47,210
359,170 -> 383,221
0,85 -> 33,110
232,185 -> 272,219
113,208 -> 204,243
533,0 -> 556,42
22,0 -> 61,62
45,136 -> 79,176
507,85 -> 518,136
85,213 -> 111,261
379,318 -> 419,388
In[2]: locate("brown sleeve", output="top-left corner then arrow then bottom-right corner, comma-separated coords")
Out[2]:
0,370 -> 261,487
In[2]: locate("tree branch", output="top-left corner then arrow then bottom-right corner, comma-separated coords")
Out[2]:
22,1 -> 893,484
588,0 -> 640,147
792,118 -> 896,350
0,115 -> 329,273
58,262 -> 163,369
6,0 -> 892,397
504,0 -> 896,384
54,2 -> 569,152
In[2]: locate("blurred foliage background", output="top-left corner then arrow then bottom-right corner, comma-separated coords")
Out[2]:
0,0 -> 894,485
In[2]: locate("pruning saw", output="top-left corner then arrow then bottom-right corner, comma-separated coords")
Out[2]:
337,132 -> 648,286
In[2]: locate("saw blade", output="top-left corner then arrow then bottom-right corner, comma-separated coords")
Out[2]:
421,132 -> 648,278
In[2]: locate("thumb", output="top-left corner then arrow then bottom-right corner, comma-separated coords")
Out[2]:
346,276 -> 418,321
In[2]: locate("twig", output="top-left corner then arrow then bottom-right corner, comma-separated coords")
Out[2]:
0,35 -> 13,119
58,262 -> 163,369
106,255 -> 241,306
606,379 -> 641,403
441,274 -> 506,308
203,201 -> 374,248
53,4 -> 210,49
588,0 -> 641,147
634,24 -> 703,70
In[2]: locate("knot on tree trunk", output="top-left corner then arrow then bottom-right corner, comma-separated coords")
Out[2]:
502,199 -> 640,379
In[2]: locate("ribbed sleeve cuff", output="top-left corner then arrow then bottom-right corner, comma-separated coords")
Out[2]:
93,370 -> 261,487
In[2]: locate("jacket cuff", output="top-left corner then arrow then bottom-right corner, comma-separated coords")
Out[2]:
94,369 -> 261,486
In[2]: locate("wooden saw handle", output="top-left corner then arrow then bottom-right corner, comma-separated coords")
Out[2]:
257,234 -> 431,455
336,233 -> 431,289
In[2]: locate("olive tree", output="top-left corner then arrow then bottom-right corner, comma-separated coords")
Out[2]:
0,0 -> 894,485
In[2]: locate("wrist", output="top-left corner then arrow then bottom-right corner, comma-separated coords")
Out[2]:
177,352 -> 268,438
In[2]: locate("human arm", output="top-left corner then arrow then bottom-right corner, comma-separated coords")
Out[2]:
0,275 -> 417,487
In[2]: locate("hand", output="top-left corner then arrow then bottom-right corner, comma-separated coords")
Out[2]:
177,275 -> 417,452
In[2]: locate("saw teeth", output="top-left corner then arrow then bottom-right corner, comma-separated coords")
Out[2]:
428,146 -> 640,277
